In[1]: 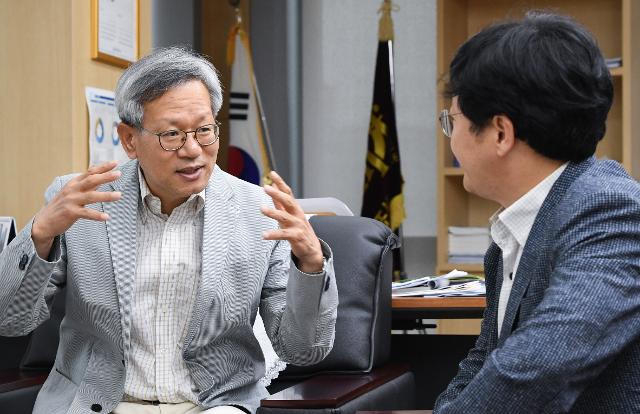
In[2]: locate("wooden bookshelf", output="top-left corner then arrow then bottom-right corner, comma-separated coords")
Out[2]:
436,0 -> 640,274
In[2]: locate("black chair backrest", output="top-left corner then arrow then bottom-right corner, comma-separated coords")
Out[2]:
280,215 -> 398,378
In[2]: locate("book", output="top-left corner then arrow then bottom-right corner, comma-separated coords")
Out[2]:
448,254 -> 485,264
448,226 -> 490,235
448,226 -> 490,264
605,57 -> 622,68
448,234 -> 491,254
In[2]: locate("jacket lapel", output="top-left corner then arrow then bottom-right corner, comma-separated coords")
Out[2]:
102,160 -> 139,355
497,157 -> 594,344
483,242 -> 502,351
184,166 -> 239,351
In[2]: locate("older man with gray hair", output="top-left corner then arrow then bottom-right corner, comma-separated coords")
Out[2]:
0,47 -> 338,414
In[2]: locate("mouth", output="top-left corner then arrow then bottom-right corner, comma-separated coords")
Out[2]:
176,165 -> 204,181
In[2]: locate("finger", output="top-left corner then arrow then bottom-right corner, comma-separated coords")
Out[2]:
80,161 -> 119,179
269,171 -> 294,196
77,169 -> 122,192
263,228 -> 320,265
263,184 -> 285,211
264,184 -> 303,216
75,207 -> 110,222
260,205 -> 298,227
263,227 -> 302,241
81,190 -> 122,205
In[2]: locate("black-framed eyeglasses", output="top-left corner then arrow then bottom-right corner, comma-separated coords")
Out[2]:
439,109 -> 462,138
140,122 -> 221,151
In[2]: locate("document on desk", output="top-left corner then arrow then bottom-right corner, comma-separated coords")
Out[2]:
392,280 -> 485,297
392,269 -> 468,289
392,270 -> 485,297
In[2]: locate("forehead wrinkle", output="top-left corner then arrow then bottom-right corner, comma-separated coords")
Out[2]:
145,109 -> 214,130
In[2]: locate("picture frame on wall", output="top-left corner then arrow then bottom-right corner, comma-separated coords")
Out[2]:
91,0 -> 139,68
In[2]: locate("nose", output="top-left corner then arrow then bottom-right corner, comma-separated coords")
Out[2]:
178,131 -> 202,157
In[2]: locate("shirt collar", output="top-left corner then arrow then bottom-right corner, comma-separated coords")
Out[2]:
490,163 -> 567,247
137,166 -> 206,223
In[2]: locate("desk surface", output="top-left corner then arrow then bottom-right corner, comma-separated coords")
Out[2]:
392,296 -> 486,319
392,296 -> 485,309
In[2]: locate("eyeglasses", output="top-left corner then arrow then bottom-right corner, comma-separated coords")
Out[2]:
140,122 -> 221,151
439,109 -> 462,138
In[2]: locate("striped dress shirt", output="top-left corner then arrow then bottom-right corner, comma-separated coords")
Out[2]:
123,168 -> 205,403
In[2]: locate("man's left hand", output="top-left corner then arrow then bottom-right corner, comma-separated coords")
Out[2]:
261,171 -> 324,274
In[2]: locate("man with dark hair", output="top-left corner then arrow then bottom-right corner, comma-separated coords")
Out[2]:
434,12 -> 640,413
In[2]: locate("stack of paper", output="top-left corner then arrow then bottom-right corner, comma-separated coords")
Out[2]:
605,57 -> 622,68
448,226 -> 490,264
392,270 -> 485,297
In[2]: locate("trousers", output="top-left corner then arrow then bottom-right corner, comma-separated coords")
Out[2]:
112,401 -> 248,414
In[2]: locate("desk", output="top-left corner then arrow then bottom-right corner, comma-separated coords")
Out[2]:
389,297 -> 485,409
392,296 -> 485,319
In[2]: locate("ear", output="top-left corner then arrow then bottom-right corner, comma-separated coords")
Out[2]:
117,123 -> 138,159
492,115 -> 516,158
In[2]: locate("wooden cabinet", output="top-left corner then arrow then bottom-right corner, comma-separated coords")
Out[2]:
436,0 -> 640,274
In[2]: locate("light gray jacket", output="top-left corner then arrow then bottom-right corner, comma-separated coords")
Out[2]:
0,160 -> 338,414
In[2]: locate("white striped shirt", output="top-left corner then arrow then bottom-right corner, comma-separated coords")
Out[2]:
123,168 -> 205,403
490,163 -> 567,337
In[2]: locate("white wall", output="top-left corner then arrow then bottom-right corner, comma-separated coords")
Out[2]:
302,0 -> 437,237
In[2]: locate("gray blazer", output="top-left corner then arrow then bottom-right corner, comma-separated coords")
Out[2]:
0,160 -> 338,414
435,158 -> 640,413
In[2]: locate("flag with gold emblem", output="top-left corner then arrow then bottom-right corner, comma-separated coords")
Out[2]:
361,1 -> 405,232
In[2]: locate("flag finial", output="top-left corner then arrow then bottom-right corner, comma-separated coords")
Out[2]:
229,0 -> 242,25
378,0 -> 397,41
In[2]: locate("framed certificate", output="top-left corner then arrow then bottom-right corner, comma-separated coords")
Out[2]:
91,0 -> 139,68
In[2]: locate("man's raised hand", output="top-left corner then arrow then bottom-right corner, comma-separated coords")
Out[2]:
31,161 -> 122,258
260,171 -> 324,274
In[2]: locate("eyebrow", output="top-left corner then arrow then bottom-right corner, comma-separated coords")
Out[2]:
154,115 -> 215,128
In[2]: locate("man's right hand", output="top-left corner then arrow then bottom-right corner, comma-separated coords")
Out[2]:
31,161 -> 123,259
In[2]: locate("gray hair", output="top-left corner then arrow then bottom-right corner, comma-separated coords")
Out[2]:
115,47 -> 223,128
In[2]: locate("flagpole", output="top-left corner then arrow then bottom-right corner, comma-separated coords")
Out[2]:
379,0 -> 406,281
229,0 -> 278,175
251,66 -> 278,173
